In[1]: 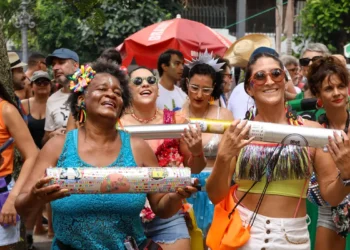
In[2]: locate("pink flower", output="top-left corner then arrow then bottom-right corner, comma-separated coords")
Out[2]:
140,207 -> 156,223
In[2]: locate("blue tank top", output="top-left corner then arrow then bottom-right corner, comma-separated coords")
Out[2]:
51,129 -> 147,250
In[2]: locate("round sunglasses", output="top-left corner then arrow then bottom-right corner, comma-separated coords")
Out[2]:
33,79 -> 51,86
249,68 -> 285,86
299,56 -> 323,67
130,76 -> 157,86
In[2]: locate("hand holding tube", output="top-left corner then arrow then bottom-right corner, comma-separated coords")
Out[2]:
327,131 -> 350,179
30,177 -> 70,203
217,120 -> 255,162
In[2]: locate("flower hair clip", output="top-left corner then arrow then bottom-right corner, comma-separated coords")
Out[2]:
69,65 -> 96,93
185,49 -> 225,72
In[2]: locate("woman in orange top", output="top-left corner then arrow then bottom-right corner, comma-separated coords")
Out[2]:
0,82 -> 38,250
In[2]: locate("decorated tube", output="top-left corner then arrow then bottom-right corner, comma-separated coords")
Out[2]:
46,167 -> 193,194
121,118 -> 342,148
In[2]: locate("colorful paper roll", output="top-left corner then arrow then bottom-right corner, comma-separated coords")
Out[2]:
46,167 -> 192,194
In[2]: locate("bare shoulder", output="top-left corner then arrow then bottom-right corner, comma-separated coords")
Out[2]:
303,119 -> 323,129
2,101 -> 17,115
42,135 -> 66,157
175,110 -> 188,124
219,107 -> 234,120
130,136 -> 149,150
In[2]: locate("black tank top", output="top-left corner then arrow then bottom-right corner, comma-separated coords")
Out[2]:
27,100 -> 45,149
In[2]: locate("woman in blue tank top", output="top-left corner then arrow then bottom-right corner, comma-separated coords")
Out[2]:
15,60 -> 197,250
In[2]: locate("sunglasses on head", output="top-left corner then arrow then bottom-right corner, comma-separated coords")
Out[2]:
299,56 -> 323,67
249,68 -> 285,86
131,76 -> 157,86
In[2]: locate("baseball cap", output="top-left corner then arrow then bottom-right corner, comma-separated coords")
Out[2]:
8,52 -> 27,69
249,47 -> 279,62
46,48 -> 79,66
31,70 -> 51,82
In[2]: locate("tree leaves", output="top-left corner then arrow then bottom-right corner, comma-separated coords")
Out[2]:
3,0 -> 184,63
297,0 -> 350,53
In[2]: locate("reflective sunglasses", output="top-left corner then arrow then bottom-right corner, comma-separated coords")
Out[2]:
188,84 -> 214,95
131,76 -> 157,86
249,68 -> 285,86
34,79 -> 51,86
299,56 -> 323,67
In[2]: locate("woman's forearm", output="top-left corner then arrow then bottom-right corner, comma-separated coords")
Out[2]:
321,175 -> 350,206
15,192 -> 44,223
206,156 -> 233,205
186,153 -> 207,174
8,156 -> 37,203
154,194 -> 183,219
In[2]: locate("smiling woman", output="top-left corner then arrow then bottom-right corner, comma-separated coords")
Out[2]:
15,60 -> 197,250
120,66 -> 204,250
206,50 -> 350,250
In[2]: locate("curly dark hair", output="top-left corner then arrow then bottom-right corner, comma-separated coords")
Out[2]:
180,63 -> 223,100
100,48 -> 122,65
308,56 -> 349,96
67,59 -> 131,121
244,53 -> 284,94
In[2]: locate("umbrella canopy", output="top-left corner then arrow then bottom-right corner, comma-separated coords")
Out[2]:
117,16 -> 231,69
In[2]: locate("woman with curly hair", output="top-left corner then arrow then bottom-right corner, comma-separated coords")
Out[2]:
15,60 -> 197,249
307,55 -> 350,250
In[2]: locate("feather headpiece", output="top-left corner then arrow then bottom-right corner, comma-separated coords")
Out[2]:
185,49 -> 225,72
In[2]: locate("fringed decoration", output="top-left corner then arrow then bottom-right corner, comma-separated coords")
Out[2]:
236,144 -> 310,182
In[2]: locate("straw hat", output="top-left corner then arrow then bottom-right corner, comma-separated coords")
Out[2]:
224,34 -> 272,68
8,52 -> 27,69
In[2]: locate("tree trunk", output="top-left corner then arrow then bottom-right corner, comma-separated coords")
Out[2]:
0,20 -> 14,100
284,0 -> 294,55
275,0 -> 283,54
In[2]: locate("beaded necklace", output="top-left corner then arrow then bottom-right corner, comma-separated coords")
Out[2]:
131,108 -> 158,124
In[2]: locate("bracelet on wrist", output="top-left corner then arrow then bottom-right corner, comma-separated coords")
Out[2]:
187,151 -> 206,166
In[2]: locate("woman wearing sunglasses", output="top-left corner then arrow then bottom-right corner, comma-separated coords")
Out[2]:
206,50 -> 350,250
21,71 -> 53,245
121,67 -> 206,250
307,56 -> 350,250
179,59 -> 233,242
295,43 -> 330,100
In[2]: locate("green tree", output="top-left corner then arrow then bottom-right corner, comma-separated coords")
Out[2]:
78,0 -> 173,50
297,0 -> 350,54
3,0 -> 185,63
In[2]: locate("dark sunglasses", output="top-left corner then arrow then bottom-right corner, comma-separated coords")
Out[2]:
249,68 -> 285,86
299,56 -> 323,67
131,76 -> 157,86
34,79 -> 51,86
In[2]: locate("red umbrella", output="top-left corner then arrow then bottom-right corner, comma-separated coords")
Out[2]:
117,16 -> 232,69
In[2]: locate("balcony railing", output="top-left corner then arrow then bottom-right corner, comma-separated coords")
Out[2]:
181,0 -> 227,28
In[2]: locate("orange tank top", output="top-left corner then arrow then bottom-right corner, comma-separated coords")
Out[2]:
0,100 -> 14,177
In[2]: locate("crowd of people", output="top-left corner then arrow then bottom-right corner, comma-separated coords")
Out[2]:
0,33 -> 349,250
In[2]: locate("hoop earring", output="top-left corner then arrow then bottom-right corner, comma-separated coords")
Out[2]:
316,99 -> 323,109
78,101 -> 86,124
